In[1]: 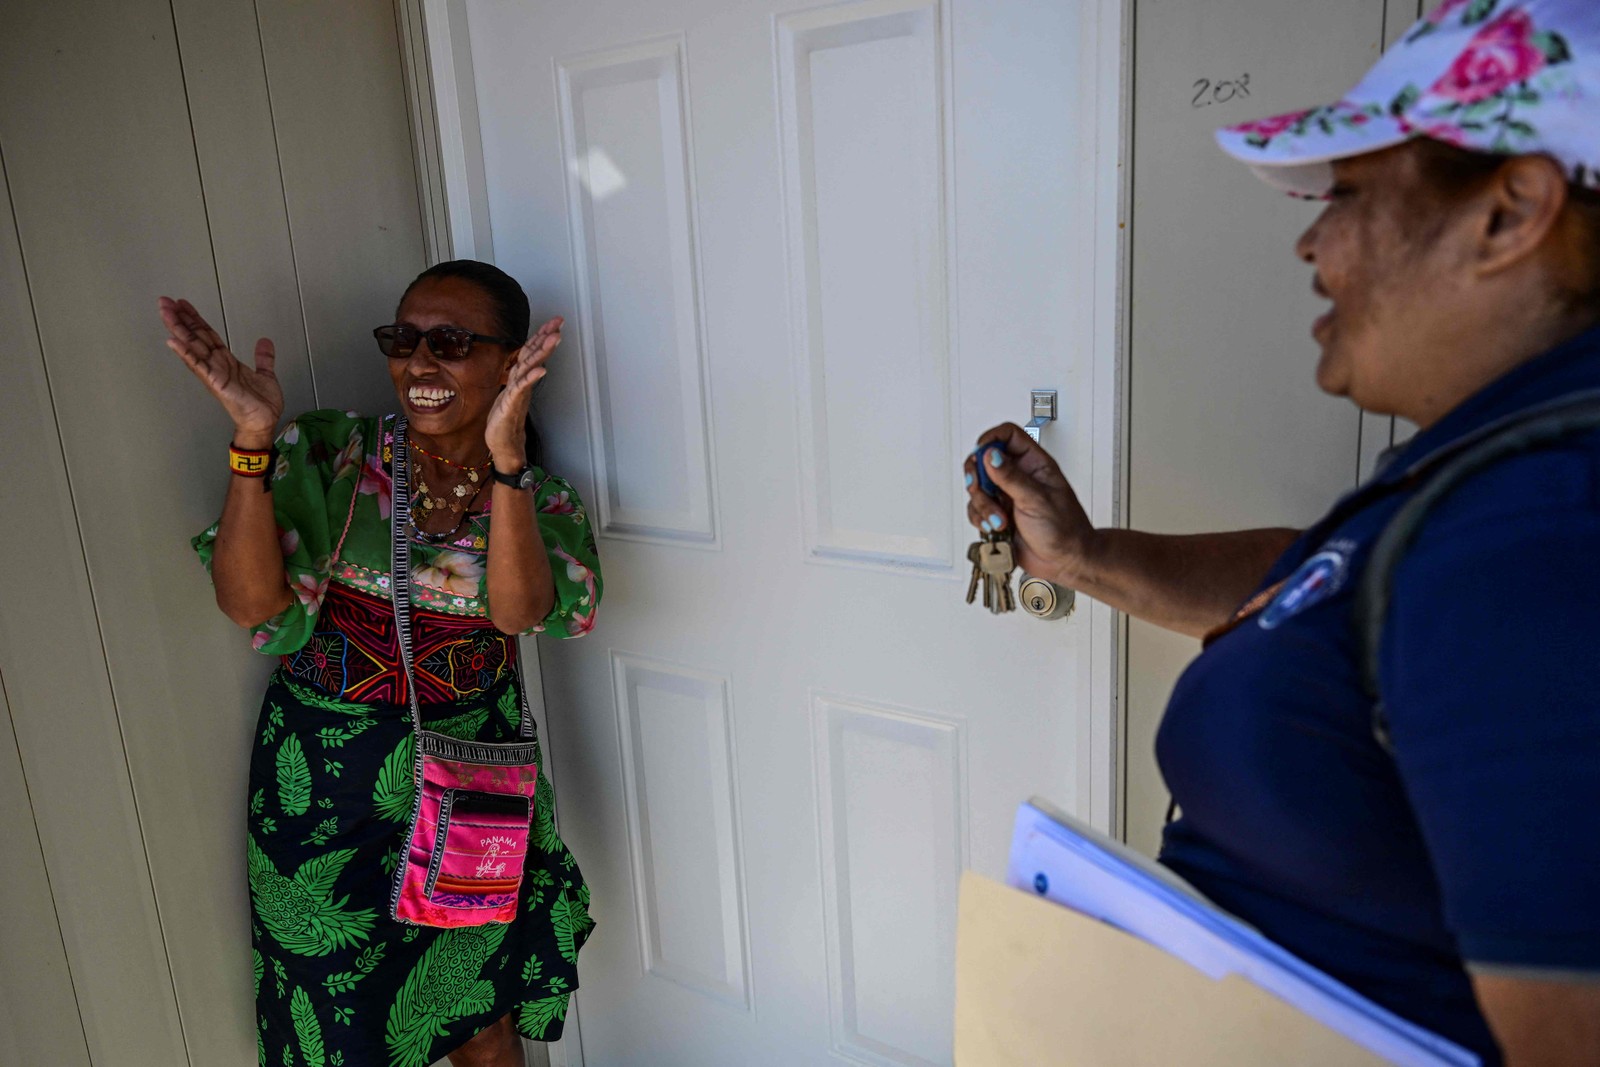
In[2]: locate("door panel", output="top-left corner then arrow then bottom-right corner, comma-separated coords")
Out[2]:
778,2 -> 954,572
464,0 -> 1105,1061
612,653 -> 752,1010
556,38 -> 720,545
1125,0 -> 1392,855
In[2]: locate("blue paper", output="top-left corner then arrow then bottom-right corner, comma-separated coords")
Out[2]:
1006,798 -> 1479,1067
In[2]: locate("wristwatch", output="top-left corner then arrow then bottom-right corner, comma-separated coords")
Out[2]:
491,463 -> 540,490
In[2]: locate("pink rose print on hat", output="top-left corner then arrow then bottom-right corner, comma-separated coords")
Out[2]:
1428,0 -> 1479,24
1236,102 -> 1385,151
1432,9 -> 1548,103
1217,0 -> 1594,200
1407,0 -> 1504,43
1235,109 -> 1317,144
1401,9 -> 1574,152
1402,120 -> 1473,147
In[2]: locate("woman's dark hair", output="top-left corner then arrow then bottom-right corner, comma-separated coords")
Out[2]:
1410,138 -> 1600,313
399,259 -> 544,467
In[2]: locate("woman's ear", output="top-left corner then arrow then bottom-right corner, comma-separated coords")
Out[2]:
1478,155 -> 1569,277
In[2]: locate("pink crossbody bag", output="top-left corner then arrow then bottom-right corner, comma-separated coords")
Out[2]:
387,416 -> 541,928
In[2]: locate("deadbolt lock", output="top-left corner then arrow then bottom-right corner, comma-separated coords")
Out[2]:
1018,575 -> 1075,620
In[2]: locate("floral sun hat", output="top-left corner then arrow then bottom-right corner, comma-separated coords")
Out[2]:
1216,0 -> 1600,199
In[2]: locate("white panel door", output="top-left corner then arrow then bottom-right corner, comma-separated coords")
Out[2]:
455,0 -> 1115,1062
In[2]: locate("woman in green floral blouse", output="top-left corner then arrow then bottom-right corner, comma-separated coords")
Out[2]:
166,260 -> 599,1067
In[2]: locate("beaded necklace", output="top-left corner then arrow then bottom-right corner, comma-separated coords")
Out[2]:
408,445 -> 492,545
409,437 -> 492,475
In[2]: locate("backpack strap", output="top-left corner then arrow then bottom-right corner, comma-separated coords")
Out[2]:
1354,393 -> 1600,752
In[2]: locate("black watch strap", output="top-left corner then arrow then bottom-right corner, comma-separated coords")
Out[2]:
492,464 -> 538,490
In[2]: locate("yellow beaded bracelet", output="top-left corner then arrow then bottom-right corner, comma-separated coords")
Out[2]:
229,444 -> 273,477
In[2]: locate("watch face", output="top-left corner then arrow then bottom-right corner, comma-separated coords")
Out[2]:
496,466 -> 536,489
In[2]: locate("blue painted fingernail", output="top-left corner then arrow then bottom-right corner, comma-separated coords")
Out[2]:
989,450 -> 1004,468
965,473 -> 974,487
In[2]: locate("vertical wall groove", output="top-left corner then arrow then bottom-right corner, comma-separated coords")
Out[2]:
166,0 -> 230,344
1123,0 -> 1396,854
250,0 -> 321,409
3,2 -> 431,1058
0,134 -> 190,1064
1119,0 -> 1140,840
0,673 -> 92,1059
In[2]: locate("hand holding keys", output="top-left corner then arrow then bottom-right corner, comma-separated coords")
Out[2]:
966,441 -> 1018,615
963,429 -> 1080,621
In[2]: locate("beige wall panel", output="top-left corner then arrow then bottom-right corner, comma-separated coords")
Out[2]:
1356,410 -> 1394,482
1124,0 -> 1387,855
1388,6 -> 1424,456
0,684 -> 91,1067
170,0 -> 319,418
0,7 -> 197,1055
256,0 -> 429,415
157,4 -> 346,1059
1357,0 -> 1430,481
3,1 -> 429,1062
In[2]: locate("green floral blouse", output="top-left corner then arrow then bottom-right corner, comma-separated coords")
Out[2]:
193,409 -> 601,656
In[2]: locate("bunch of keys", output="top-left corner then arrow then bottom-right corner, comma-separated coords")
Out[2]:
967,534 -> 1016,613
966,441 -> 1017,615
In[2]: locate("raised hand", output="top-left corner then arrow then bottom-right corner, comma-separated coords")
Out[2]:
160,297 -> 283,441
963,423 -> 1098,588
486,316 -> 563,467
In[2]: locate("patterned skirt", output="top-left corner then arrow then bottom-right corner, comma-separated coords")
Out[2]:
247,669 -> 592,1067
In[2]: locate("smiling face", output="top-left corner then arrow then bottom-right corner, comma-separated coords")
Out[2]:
1295,143 -> 1478,416
388,276 -> 517,445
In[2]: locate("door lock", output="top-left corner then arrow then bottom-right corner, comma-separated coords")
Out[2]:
1018,575 -> 1075,620
1025,390 -> 1057,442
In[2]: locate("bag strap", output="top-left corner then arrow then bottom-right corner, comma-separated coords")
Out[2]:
389,415 -> 535,741
1354,393 -> 1600,752
1210,390 -> 1600,652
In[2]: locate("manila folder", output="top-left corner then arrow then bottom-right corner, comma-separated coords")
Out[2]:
954,872 -> 1390,1066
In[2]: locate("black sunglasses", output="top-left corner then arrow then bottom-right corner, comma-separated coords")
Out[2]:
373,324 -> 521,362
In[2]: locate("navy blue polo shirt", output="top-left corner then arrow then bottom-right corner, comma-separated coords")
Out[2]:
1157,323 -> 1600,1065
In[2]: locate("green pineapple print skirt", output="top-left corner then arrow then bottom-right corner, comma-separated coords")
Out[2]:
247,670 -> 593,1067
